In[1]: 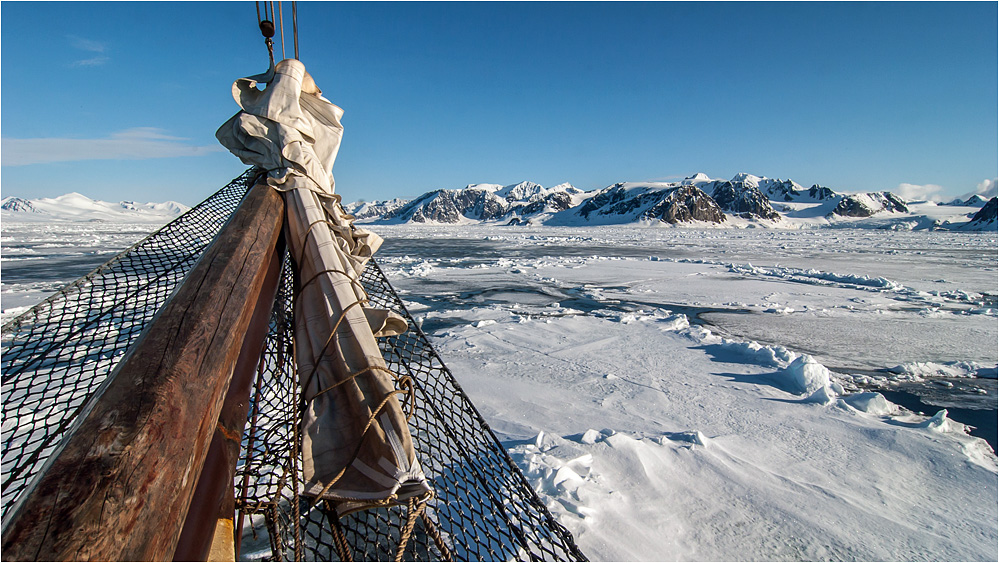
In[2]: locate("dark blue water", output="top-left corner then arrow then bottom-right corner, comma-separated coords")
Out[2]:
881,383 -> 997,451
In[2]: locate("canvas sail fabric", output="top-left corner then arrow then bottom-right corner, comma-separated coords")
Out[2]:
216,58 -> 427,514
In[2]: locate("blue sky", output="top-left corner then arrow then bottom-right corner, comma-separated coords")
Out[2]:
2,1 -> 996,205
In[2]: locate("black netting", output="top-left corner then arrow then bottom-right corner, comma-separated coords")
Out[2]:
1,170 -> 586,561
1,168 -> 256,520
236,256 -> 587,561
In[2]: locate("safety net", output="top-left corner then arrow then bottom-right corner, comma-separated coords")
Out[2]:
0,170 -> 587,561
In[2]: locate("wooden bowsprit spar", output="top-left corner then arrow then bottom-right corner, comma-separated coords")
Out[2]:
2,180 -> 285,560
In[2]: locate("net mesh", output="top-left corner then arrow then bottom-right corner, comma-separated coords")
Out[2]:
1,170 -> 586,561
1,168 -> 255,518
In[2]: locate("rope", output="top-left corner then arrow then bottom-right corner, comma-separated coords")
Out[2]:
297,291 -> 417,422
421,508 -> 454,561
289,208 -> 425,554
323,500 -> 355,561
295,217 -> 354,272
292,1 -> 299,60
311,365 -> 396,399
293,267 -> 368,305
258,1 -> 298,62
255,1 -> 276,71
297,298 -> 367,392
394,495 -> 423,562
291,369 -> 304,562
278,1 -> 286,60
304,387 -> 411,509
292,218 -> 373,306
292,220 -> 387,402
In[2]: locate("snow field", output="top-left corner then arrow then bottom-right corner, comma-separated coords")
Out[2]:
426,309 -> 995,560
376,230 -> 997,561
4,220 -> 996,560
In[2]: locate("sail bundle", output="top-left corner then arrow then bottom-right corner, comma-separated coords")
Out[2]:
217,57 -> 430,518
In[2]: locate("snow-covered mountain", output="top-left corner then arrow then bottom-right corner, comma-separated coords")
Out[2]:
555,182 -> 726,226
1,193 -> 189,223
830,192 -> 908,217
384,186 -> 508,224
1,197 -> 42,213
943,194 -> 989,207
7,175 -> 994,231
354,174 -> 997,231
342,198 -> 410,221
375,181 -> 587,225
964,197 -> 998,230
709,181 -> 781,220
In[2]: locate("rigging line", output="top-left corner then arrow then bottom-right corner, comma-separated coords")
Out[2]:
278,0 -> 286,60
292,1 -> 299,60
255,1 -> 276,71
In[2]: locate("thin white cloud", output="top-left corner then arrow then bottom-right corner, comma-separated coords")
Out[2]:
1,128 -> 224,166
72,55 -> 110,67
68,35 -> 106,52
68,35 -> 109,67
954,178 -> 998,202
110,127 -> 187,141
894,182 -> 945,202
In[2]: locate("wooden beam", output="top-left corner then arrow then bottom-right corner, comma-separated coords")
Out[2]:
1,182 -> 285,561
172,233 -> 285,562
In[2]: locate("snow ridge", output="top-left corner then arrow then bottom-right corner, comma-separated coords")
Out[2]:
2,193 -> 189,223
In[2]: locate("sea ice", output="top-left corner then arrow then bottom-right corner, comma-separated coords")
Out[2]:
4,221 -> 997,561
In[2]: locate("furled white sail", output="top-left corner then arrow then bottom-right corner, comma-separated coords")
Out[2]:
217,58 -> 427,515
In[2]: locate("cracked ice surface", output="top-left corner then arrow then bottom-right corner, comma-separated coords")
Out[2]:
376,225 -> 997,562
4,222 -> 997,561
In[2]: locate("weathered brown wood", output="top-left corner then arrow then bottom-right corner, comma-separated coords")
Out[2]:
1,182 -> 285,561
172,234 -> 285,561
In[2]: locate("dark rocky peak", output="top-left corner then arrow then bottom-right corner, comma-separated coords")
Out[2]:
386,187 -> 505,223
517,191 -> 576,216
761,178 -> 802,202
967,197 -> 998,228
964,194 -> 989,207
575,183 -> 630,219
1,197 -> 42,213
831,192 -> 909,218
643,186 -> 726,224
807,184 -> 837,200
347,198 -> 410,220
711,182 -> 780,220
550,182 -> 584,195
944,194 -> 989,207
877,192 -> 908,212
